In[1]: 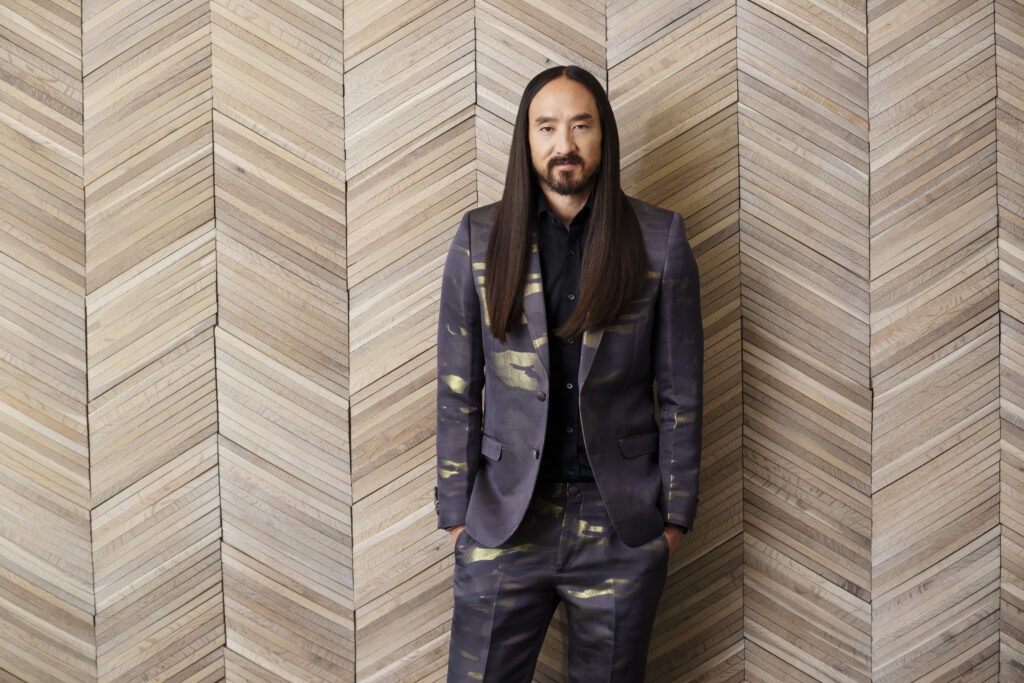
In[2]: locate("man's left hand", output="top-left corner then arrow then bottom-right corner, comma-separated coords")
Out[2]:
663,526 -> 684,556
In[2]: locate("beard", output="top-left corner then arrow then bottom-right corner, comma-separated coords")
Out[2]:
537,154 -> 598,196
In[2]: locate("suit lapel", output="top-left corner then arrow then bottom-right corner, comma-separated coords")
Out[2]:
522,232 -> 550,376
579,328 -> 604,388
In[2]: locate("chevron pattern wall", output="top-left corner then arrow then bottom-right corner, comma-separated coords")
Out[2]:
1,0 -> 1023,681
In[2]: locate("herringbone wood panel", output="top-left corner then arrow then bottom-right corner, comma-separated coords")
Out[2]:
3,1 -> 1024,681
83,0 -> 222,679
868,1 -> 1000,680
0,1 -> 93,680
739,1 -> 872,680
211,0 -> 350,678
345,2 -> 475,680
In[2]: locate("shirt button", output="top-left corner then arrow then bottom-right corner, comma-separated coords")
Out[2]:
566,382 -> 573,390
568,294 -> 575,301
569,249 -> 576,255
532,448 -> 540,459
536,391 -> 546,401
566,426 -> 573,433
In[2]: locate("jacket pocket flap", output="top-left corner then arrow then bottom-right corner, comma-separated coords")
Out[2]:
618,431 -> 659,459
481,434 -> 502,461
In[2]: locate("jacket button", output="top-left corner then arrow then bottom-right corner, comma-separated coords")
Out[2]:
536,391 -> 546,401
532,448 -> 540,459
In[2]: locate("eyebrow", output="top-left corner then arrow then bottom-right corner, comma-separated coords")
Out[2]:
533,113 -> 595,125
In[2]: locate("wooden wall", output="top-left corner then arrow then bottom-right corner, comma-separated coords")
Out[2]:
0,0 -> 1021,680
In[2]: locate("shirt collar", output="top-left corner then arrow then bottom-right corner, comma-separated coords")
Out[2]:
536,189 -> 595,226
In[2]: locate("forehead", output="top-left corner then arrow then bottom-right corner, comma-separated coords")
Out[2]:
528,77 -> 599,120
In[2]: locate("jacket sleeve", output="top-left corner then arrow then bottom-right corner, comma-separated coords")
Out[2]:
435,211 -> 485,529
653,211 -> 704,530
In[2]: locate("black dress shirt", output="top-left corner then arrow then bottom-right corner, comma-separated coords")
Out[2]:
535,191 -> 594,482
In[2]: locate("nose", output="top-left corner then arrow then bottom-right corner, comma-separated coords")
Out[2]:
554,126 -> 574,155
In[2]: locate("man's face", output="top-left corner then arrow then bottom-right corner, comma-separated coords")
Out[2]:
527,77 -> 602,197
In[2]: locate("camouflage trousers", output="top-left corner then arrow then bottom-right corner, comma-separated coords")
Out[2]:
447,481 -> 669,682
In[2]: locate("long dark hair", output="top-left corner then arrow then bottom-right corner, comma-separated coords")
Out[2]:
485,65 -> 648,344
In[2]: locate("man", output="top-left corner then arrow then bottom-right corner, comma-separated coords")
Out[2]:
435,65 -> 703,681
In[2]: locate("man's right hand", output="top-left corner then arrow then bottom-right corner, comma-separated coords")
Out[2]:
448,525 -> 465,548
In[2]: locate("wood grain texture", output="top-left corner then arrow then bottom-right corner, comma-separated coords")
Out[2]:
81,0 -> 222,679
91,436 -> 223,682
82,0 -> 214,296
868,1 -> 1000,680
210,0 -> 349,677
739,0 -> 871,680
0,1 -> 93,678
345,2 -> 475,680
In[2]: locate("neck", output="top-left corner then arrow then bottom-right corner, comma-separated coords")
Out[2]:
540,182 -> 593,229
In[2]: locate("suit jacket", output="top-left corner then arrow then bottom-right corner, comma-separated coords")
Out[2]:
435,196 -> 703,548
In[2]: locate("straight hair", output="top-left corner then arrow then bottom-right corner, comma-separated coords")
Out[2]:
485,65 -> 648,344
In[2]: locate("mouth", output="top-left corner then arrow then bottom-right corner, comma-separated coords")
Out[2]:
549,156 -> 583,172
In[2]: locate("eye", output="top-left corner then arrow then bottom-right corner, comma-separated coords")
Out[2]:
539,126 -> 553,133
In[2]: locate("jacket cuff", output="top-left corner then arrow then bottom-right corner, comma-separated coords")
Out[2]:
435,487 -> 467,529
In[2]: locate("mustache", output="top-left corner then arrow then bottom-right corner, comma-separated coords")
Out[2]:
548,154 -> 583,171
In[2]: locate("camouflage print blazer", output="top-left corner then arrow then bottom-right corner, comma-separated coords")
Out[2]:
435,197 -> 703,548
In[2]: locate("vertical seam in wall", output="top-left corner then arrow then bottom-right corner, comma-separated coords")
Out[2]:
82,0 -> 98,673
993,0 -> 1001,677
341,1 -> 355,673
864,0 -> 873,677
208,0 -> 227,665
734,0 -> 746,672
